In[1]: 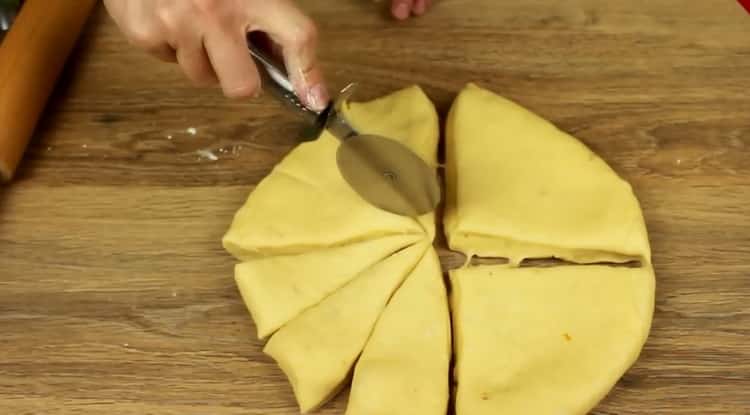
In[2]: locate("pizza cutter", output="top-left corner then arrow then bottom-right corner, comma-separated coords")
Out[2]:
247,38 -> 440,217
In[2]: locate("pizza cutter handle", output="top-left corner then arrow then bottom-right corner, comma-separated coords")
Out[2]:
246,36 -> 327,130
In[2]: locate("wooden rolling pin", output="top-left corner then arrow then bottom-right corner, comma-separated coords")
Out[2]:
0,0 -> 97,181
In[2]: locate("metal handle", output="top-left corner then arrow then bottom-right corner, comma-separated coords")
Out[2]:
246,35 -> 361,142
247,37 -> 321,126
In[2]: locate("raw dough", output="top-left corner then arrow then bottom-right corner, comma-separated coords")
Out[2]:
223,86 -> 438,260
265,243 -> 428,413
346,247 -> 450,415
235,234 -> 420,339
450,264 -> 655,415
445,83 -> 651,265
345,85 -> 439,240
224,83 -> 655,415
345,85 -> 439,169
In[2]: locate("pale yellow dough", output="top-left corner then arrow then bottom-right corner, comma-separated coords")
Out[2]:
224,83 -> 655,415
346,247 -> 450,415
225,85 -> 442,412
223,86 -> 438,260
450,264 -> 655,415
235,234 -> 419,339
345,86 -> 439,169
445,83 -> 651,265
265,243 -> 428,413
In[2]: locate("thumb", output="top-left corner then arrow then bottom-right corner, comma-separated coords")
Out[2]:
252,1 -> 329,111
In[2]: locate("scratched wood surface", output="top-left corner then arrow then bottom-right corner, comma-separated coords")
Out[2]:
1,1 -> 750,414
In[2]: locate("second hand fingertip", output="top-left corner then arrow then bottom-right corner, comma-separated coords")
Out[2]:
392,2 -> 410,20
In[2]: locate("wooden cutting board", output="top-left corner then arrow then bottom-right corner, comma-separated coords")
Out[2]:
1,1 -> 749,413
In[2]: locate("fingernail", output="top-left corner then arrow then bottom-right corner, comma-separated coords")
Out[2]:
306,83 -> 330,112
394,3 -> 410,20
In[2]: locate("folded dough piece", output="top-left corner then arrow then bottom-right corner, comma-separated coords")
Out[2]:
264,242 -> 428,413
346,247 -> 450,415
223,86 -> 439,260
450,264 -> 655,415
235,234 -> 420,339
445,83 -> 650,265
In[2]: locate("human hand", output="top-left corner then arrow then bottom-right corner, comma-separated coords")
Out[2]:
390,0 -> 433,20
104,0 -> 329,110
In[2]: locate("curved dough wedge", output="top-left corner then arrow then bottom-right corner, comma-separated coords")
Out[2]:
346,247 -> 451,415
450,264 -> 655,415
265,243 -> 428,413
235,234 -> 420,339
223,86 -> 439,260
445,83 -> 651,265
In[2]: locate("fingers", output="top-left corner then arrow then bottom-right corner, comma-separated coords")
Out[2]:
252,0 -> 329,111
157,1 -> 216,85
391,0 -> 415,20
104,0 -> 176,61
391,0 -> 432,19
105,0 -> 329,103
203,28 -> 261,99
176,40 -> 217,86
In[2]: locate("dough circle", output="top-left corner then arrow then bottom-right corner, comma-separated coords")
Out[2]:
223,84 -> 654,415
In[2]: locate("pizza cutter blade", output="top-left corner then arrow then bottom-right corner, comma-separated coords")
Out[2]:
248,37 -> 440,217
336,134 -> 441,217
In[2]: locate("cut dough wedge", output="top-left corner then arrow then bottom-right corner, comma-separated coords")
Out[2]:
445,83 -> 651,265
345,85 -> 439,169
450,264 -> 655,415
264,242 -> 429,413
346,247 -> 450,415
223,167 -> 423,260
343,85 -> 439,240
223,85 -> 439,260
346,86 -> 440,240
235,234 -> 420,339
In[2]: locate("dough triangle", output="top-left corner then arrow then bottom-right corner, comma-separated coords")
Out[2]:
234,234 -> 420,339
224,167 -> 423,260
224,86 -> 439,260
264,242 -> 428,413
345,85 -> 439,169
445,83 -> 650,265
450,264 -> 655,415
345,85 -> 440,240
346,247 -> 451,415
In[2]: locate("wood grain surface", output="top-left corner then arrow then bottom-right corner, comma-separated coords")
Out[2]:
2,1 -> 750,414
